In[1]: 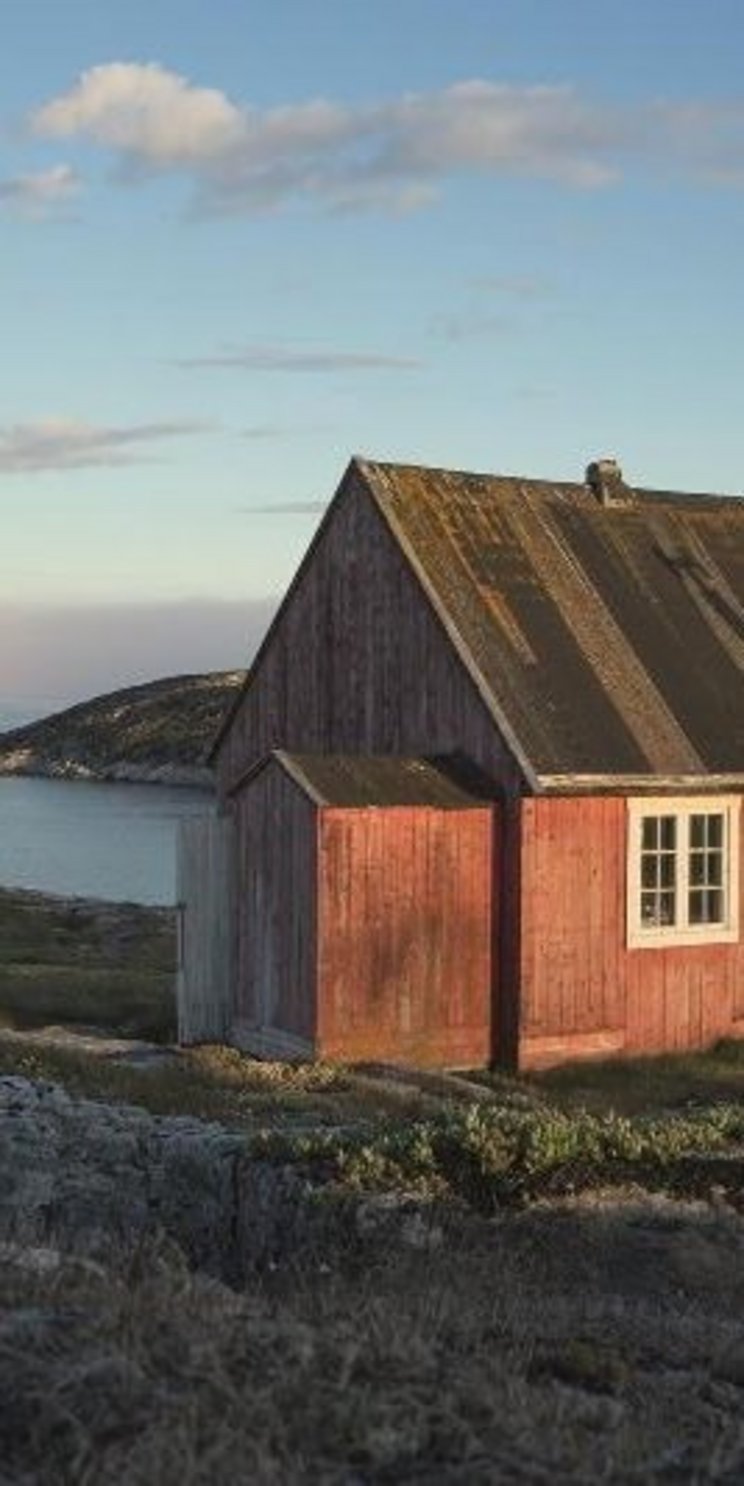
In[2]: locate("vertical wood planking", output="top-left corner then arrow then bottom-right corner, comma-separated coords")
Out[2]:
317,805 -> 494,1067
520,793 -> 744,1068
177,813 -> 235,1044
232,761 -> 317,1058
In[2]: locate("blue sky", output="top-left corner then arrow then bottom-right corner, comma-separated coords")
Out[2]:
2,0 -> 744,700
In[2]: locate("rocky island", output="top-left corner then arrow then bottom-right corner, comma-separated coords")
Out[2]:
0,670 -> 245,787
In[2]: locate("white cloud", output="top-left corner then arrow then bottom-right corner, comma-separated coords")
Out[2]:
29,64 -> 626,215
29,63 -> 744,218
0,418 -> 213,474
34,62 -> 245,165
429,310 -> 515,343
177,343 -> 420,373
0,164 -> 81,220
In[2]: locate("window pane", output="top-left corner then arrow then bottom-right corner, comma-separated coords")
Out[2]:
707,889 -> 723,923
641,891 -> 658,925
642,818 -> 658,850
707,851 -> 723,887
690,851 -> 706,886
708,815 -> 723,849
690,815 -> 706,849
660,817 -> 676,851
689,887 -> 724,925
641,855 -> 658,889
660,854 -> 676,888
641,892 -> 677,927
689,889 -> 705,925
658,891 -> 676,925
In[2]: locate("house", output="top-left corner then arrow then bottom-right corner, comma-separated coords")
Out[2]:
178,454 -> 744,1069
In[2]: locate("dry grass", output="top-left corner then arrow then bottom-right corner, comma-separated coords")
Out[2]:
530,1037 -> 744,1116
0,1037 -> 439,1132
0,887 -> 176,1042
3,1195 -> 744,1484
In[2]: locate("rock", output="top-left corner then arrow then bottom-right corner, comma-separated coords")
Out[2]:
0,1075 -> 348,1281
0,671 -> 244,787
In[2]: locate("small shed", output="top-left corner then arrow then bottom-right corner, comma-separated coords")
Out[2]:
229,751 -> 497,1067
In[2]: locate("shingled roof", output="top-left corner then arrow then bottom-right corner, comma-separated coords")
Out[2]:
357,457 -> 744,789
237,752 -> 490,808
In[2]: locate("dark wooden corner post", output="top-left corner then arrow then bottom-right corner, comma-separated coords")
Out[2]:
492,789 -> 522,1069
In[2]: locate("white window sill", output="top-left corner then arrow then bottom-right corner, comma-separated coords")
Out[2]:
628,923 -> 739,950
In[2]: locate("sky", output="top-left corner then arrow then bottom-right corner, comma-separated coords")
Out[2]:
2,0 -> 744,705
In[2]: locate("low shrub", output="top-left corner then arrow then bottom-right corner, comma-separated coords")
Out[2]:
253,1099 -> 744,1210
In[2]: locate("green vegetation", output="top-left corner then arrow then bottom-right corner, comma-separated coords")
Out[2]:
533,1037 -> 744,1115
0,1039 -> 461,1130
0,887 -> 176,1042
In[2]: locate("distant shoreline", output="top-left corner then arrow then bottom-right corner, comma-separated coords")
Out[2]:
0,671 -> 245,788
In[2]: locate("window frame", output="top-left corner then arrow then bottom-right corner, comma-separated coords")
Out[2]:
627,796 -> 740,949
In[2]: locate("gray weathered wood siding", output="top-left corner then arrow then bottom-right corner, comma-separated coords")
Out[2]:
232,759 -> 317,1059
177,813 -> 235,1044
216,468 -> 523,800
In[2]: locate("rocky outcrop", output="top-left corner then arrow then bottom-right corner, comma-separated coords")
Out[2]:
0,1077 -> 319,1279
0,1077 -> 441,1281
0,671 -> 246,787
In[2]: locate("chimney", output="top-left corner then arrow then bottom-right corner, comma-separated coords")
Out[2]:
585,457 -> 633,507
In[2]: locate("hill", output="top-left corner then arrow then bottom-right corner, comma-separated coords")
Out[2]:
0,671 -> 245,787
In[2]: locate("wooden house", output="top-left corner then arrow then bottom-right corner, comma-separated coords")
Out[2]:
178,454 -> 744,1069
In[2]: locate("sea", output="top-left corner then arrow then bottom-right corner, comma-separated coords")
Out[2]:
0,693 -> 215,905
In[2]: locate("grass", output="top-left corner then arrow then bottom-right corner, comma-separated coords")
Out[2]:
3,1196 -> 744,1484
3,1033 -> 744,1217
4,887 -> 744,1480
0,887 -> 176,1041
0,1039 -> 444,1131
530,1037 -> 744,1117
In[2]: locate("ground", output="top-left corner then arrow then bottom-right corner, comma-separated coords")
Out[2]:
2,885 -> 744,1482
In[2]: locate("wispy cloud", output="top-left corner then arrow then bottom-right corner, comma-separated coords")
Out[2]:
178,343 -> 420,373
27,63 -> 744,220
429,310 -> 515,343
0,164 -> 82,220
235,500 -> 327,515
0,417 -> 214,473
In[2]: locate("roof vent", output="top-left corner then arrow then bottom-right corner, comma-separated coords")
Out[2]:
585,457 -> 632,507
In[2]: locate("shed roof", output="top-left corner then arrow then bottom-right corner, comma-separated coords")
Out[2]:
358,458 -> 744,788
244,752 -> 492,808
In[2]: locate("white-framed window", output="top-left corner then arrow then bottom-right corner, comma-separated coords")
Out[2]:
627,797 -> 740,949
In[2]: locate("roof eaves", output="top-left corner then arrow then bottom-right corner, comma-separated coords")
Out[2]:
272,750 -> 329,806
537,771 -> 744,796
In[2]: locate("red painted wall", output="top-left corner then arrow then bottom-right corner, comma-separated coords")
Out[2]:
317,805 -> 495,1068
518,795 -> 744,1068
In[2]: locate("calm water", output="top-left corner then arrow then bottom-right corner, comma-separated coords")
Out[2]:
0,776 -> 214,905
